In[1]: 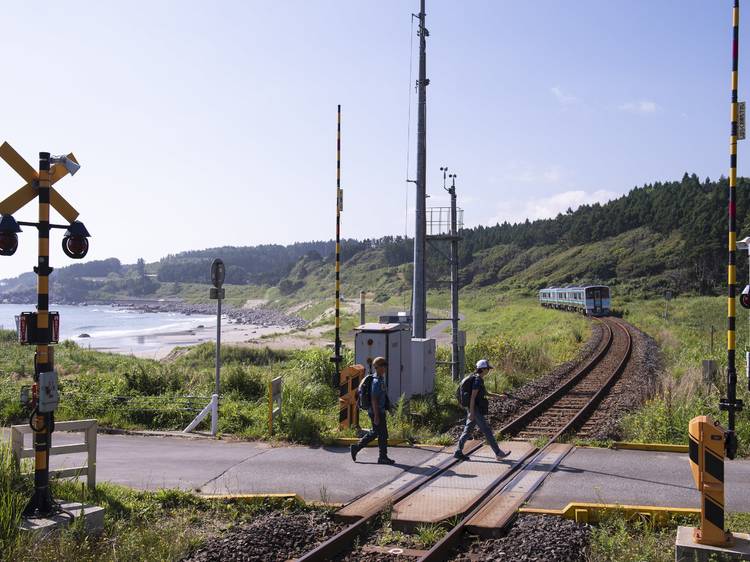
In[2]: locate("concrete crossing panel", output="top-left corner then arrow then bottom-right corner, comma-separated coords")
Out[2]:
391,441 -> 534,531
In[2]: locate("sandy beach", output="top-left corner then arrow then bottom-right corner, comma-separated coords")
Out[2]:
94,322 -> 299,360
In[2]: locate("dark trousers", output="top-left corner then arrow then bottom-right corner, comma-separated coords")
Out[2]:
456,410 -> 500,456
357,410 -> 388,458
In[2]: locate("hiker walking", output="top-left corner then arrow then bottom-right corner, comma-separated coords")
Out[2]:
350,356 -> 395,465
455,359 -> 509,461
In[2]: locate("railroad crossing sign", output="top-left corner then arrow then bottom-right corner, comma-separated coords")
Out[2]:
0,142 -> 80,221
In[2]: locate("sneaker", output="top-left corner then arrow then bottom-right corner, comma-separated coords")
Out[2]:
496,450 -> 510,461
377,456 -> 396,465
350,444 -> 359,462
453,451 -> 470,460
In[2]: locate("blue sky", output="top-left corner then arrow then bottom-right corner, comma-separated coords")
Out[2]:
0,1 -> 741,277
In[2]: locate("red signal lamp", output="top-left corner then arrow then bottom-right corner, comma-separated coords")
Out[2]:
0,214 -> 21,256
741,285 -> 750,310
61,220 -> 90,260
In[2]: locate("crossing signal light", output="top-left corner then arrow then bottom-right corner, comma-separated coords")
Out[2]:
741,285 -> 750,309
61,220 -> 90,260
0,215 -> 21,256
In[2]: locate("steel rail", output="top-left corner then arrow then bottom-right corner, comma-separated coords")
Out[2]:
296,442 -> 485,562
499,319 -> 613,436
419,318 -> 633,561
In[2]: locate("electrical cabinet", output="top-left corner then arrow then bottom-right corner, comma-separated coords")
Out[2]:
354,323 -> 411,405
410,338 -> 436,395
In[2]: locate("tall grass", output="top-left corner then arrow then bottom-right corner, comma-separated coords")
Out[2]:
0,441 -> 28,558
622,296 -> 750,455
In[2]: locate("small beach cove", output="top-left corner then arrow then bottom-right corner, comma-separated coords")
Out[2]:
0,302 -> 310,360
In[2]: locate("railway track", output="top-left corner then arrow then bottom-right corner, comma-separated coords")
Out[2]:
296,317 -> 633,562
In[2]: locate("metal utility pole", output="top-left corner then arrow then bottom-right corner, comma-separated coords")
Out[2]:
331,104 -> 344,387
722,0 -> 743,460
412,0 -> 428,339
433,166 -> 463,381
448,174 -> 461,381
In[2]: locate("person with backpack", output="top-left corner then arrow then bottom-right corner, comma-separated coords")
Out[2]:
454,359 -> 509,461
350,356 -> 396,465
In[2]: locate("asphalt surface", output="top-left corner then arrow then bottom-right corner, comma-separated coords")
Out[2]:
6,427 -> 750,510
2,428 -> 439,503
527,447 -> 750,512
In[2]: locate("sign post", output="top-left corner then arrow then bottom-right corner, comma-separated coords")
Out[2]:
185,258 -> 224,436
268,377 -> 282,434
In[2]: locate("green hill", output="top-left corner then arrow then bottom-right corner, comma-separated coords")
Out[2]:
0,173 -> 745,305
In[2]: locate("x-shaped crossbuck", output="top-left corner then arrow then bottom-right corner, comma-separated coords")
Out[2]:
0,141 -> 79,221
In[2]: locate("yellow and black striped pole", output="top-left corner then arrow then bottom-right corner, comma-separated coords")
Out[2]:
722,0 -> 742,461
24,152 -> 55,515
331,105 -> 343,388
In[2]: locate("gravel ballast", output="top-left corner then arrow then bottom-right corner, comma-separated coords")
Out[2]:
453,514 -> 590,561
182,510 -> 342,562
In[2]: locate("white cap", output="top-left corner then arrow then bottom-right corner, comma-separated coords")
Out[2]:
476,359 -> 493,370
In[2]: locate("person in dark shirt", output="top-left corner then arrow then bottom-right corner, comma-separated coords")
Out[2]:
350,356 -> 395,465
455,359 -> 509,461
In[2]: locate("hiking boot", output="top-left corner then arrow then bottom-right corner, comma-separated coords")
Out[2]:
350,444 -> 359,462
496,450 -> 510,461
453,451 -> 470,460
377,456 -> 396,465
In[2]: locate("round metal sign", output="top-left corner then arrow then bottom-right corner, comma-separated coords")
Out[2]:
211,258 -> 225,288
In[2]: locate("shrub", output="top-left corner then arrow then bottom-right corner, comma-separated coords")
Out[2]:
222,365 -> 264,400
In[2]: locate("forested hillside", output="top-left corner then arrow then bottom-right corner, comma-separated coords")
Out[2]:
0,174 -> 745,303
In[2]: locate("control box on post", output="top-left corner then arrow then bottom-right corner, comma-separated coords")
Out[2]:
37,371 -> 59,413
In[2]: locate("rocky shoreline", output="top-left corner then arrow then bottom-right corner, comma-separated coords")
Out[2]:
1,296 -> 309,330
112,301 -> 309,330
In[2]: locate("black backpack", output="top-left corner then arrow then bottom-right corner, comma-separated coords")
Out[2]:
357,374 -> 374,410
456,374 -> 476,408
356,374 -> 393,411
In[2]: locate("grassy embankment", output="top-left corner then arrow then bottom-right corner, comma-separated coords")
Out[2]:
619,295 -> 750,456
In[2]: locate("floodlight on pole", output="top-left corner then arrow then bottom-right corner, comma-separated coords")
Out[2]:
50,155 -> 80,176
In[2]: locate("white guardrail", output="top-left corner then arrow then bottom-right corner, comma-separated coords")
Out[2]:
10,419 -> 97,490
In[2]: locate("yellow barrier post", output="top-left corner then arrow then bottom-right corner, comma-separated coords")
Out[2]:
688,415 -> 733,546
338,365 -> 364,430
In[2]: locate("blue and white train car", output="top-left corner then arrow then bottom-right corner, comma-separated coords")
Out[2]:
539,285 -> 610,316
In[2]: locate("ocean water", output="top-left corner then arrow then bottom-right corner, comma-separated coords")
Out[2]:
0,303 -> 215,355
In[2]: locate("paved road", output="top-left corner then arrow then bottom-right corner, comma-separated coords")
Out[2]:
527,447 -> 750,512
2,428 -> 440,503
5,427 -> 750,510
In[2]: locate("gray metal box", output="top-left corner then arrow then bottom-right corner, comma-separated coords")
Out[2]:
37,370 -> 59,413
410,338 -> 436,396
354,323 -> 411,405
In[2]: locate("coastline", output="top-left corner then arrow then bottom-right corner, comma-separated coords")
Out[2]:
101,322 -> 297,360
1,301 -> 312,360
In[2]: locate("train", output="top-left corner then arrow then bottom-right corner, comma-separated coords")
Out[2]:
538,285 -> 611,316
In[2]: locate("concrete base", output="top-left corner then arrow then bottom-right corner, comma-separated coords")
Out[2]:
676,526 -> 750,562
20,502 -> 105,537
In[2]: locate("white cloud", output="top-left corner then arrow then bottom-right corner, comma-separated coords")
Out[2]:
619,100 -> 659,114
551,86 -> 579,106
489,189 -> 619,225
